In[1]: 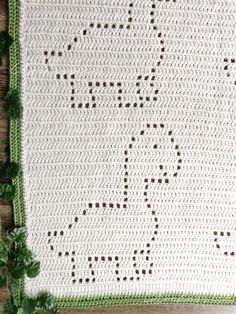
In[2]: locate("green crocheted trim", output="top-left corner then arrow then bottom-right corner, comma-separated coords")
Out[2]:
55,293 -> 236,308
8,0 -> 236,308
8,0 -> 25,307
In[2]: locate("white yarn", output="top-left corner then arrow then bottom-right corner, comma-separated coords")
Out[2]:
20,0 -> 236,298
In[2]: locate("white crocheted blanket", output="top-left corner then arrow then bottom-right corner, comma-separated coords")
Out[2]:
19,0 -> 236,305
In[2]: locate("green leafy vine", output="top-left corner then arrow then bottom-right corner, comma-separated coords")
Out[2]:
0,226 -> 60,314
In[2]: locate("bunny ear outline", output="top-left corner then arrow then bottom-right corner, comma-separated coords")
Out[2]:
43,0 -> 168,72
42,1 -> 135,71
42,1 -> 167,110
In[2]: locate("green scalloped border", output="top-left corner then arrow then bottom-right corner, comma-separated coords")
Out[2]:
8,0 -> 236,309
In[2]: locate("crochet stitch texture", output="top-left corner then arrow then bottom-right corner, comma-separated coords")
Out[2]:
18,0 -> 236,301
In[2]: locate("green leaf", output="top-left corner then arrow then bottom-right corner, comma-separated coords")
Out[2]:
8,260 -> 25,279
26,260 -> 40,278
5,89 -> 19,104
0,241 -> 8,267
0,32 -> 13,66
0,239 -> 7,250
17,308 -> 24,314
15,247 -> 32,262
0,184 -> 16,200
7,226 -> 27,244
37,292 -> 55,311
5,89 -> 22,120
2,300 -> 18,314
22,297 -> 37,314
0,32 -> 13,55
8,162 -> 20,178
0,162 -> 20,180
8,102 -> 23,120
48,308 -> 60,314
10,278 -> 21,295
0,273 -> 6,287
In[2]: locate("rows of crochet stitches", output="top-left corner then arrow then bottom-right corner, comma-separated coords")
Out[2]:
19,0 -> 236,301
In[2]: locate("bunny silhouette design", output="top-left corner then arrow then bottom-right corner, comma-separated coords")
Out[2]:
43,0 -> 177,110
44,0 -> 180,284
47,123 -> 182,284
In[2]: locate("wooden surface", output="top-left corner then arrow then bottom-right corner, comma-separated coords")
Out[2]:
0,1 -> 235,313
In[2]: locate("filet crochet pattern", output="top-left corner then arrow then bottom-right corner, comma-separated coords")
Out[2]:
13,0 -> 236,305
